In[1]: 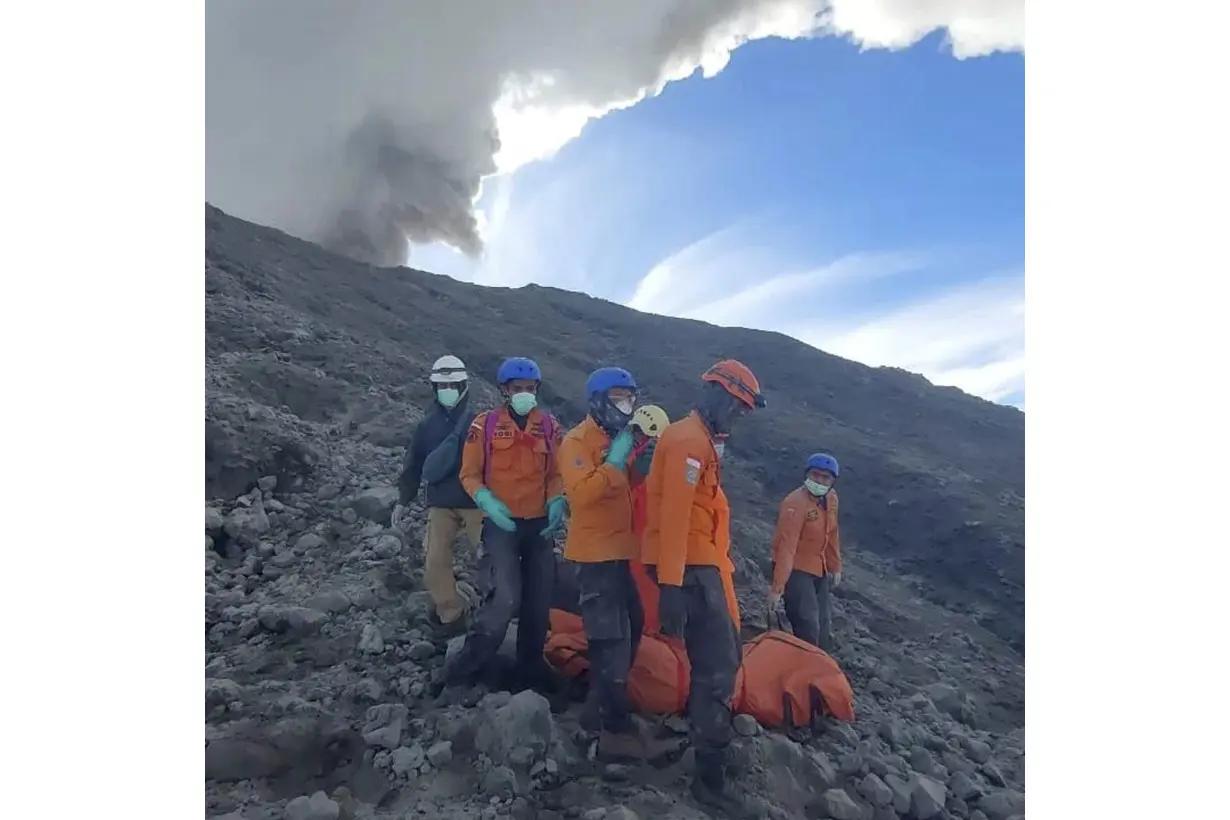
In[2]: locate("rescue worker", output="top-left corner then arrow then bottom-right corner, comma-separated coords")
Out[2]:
628,405 -> 744,637
392,354 -> 481,634
445,357 -> 567,692
769,453 -> 843,653
557,367 -> 649,759
642,358 -> 766,813
627,405 -> 669,635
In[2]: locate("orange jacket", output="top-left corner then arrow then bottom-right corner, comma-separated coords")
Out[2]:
460,406 -> 564,520
557,416 -> 637,562
630,445 -> 741,633
641,411 -> 729,587
770,486 -> 841,594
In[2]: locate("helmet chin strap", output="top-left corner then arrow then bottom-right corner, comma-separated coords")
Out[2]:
590,395 -> 632,435
699,383 -> 740,435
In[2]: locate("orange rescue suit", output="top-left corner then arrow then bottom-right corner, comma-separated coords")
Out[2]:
556,416 -> 638,562
770,485 -> 842,594
640,411 -> 741,630
459,406 -> 564,520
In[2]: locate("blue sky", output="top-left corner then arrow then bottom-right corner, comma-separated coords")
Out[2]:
413,32 -> 1024,407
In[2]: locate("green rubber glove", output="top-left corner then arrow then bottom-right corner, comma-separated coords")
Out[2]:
474,488 -> 516,532
540,495 -> 569,537
605,427 -> 635,467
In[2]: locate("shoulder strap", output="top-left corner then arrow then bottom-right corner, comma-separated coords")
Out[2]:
542,413 -> 558,457
481,410 -> 499,486
450,408 -> 474,437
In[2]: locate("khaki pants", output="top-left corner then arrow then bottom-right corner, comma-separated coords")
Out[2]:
424,507 -> 484,624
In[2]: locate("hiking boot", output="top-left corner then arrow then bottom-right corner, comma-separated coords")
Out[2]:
430,611 -> 469,640
690,749 -> 756,819
514,660 -> 562,695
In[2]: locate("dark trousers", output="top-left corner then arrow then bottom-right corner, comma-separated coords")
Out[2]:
449,517 -> 555,679
784,568 -> 834,653
576,559 -> 644,733
650,565 -> 741,755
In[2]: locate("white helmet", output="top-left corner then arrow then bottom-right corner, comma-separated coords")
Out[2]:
430,354 -> 468,383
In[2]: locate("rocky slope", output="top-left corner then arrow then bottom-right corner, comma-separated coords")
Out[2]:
205,205 -> 1025,820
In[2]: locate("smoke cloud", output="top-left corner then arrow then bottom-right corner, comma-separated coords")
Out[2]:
205,0 -> 1023,267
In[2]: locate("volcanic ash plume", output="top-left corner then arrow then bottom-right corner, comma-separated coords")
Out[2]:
205,0 -> 1023,267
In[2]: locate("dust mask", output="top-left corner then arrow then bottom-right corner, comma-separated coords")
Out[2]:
436,388 -> 460,409
509,392 -> 537,416
805,479 -> 830,497
613,398 -> 634,416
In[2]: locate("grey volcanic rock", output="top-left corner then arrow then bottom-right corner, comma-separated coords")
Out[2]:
203,206 -> 1025,820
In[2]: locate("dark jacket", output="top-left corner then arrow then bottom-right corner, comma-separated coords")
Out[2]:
397,396 -> 478,510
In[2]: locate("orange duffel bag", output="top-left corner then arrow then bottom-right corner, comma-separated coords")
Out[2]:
549,608 -> 585,636
734,629 -> 856,726
545,608 -> 749,716
544,608 -> 692,715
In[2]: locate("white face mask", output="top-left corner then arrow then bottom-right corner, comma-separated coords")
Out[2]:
613,398 -> 635,416
805,479 -> 830,497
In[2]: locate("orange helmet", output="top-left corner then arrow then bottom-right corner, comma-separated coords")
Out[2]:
702,359 -> 765,410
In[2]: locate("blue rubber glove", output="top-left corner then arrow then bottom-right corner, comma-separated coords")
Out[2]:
605,427 -> 635,467
540,495 -> 569,537
474,488 -> 516,532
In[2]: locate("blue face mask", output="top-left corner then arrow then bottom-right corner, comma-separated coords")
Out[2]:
509,391 -> 537,416
805,479 -> 830,497
436,388 -> 460,408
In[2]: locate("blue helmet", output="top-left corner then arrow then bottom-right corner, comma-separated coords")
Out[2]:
806,452 -> 840,477
586,367 -> 638,434
496,357 -> 542,385
585,366 -> 638,398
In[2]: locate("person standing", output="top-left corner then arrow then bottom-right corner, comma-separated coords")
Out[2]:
392,354 -> 481,634
627,404 -> 669,635
445,357 -> 566,692
769,452 -> 843,653
556,367 -> 649,759
641,359 -> 766,813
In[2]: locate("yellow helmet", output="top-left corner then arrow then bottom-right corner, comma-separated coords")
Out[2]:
631,404 -> 669,438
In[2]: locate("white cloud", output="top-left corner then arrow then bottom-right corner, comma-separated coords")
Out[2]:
626,222 -> 936,323
407,150 -> 649,291
625,229 -> 1025,404
206,0 -> 1025,266
824,0 -> 1025,58
797,273 -> 1025,402
625,220 -> 781,315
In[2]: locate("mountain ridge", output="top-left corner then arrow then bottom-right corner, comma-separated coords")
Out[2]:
205,204 -> 1025,651
204,203 -> 1026,819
